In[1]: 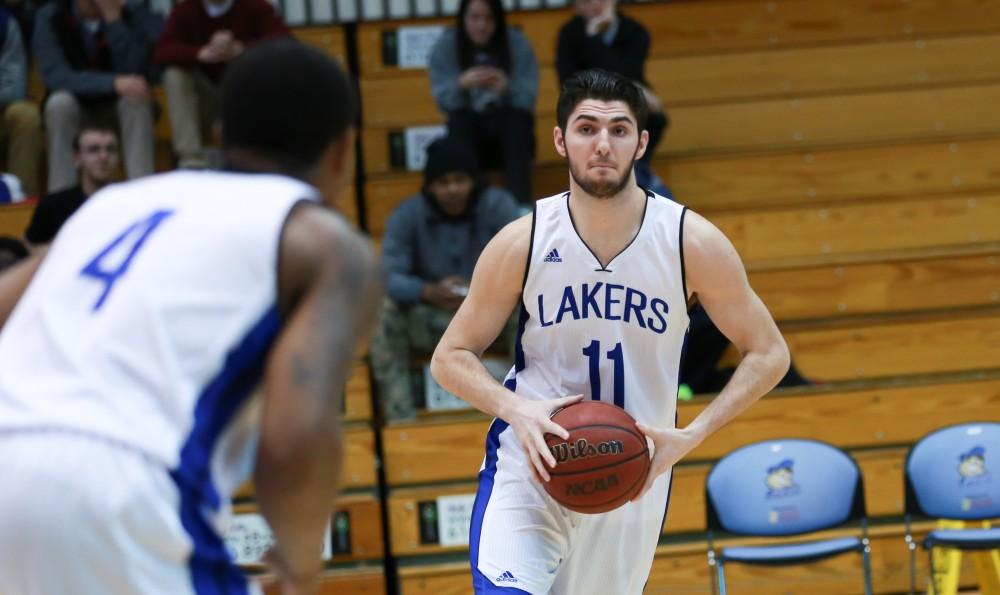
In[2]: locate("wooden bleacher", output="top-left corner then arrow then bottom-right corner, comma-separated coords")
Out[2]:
395,522 -> 985,594
258,565 -> 387,594
382,371 -> 998,592
362,81 -> 1000,175
363,134 -> 1000,234
749,244 -> 1000,320
381,371 -> 1000,486
0,203 -> 35,237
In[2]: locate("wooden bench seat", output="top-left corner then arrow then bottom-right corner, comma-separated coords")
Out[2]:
381,370 -> 1000,485
750,244 -> 1000,320
362,81 -> 1000,175
0,203 -> 35,237
257,564 -> 386,594
362,135 -> 1000,230
232,492 -> 383,564
711,191 -> 1000,265
396,521 -> 979,594
361,32 -> 1000,128
357,0 -> 1000,78
364,188 -> 1000,270
386,446 -> 908,557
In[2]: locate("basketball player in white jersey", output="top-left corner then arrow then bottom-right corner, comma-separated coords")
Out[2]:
431,69 -> 791,594
0,41 -> 380,595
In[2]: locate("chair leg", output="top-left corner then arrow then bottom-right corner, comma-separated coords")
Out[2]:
716,558 -> 727,595
907,537 -> 918,595
861,540 -> 874,595
928,547 -> 936,595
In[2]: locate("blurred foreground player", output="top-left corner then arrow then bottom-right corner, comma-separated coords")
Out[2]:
0,41 -> 381,595
431,69 -> 790,594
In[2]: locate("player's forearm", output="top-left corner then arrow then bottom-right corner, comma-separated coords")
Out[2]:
685,340 -> 790,443
254,414 -> 341,580
431,346 -> 520,419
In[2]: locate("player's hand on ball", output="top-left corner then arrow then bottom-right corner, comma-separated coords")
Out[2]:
507,394 -> 584,482
631,424 -> 703,501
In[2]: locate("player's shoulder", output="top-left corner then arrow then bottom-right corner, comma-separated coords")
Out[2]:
490,207 -> 534,249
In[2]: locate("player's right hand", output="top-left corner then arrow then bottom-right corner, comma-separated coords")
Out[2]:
505,394 -> 584,482
262,548 -> 320,595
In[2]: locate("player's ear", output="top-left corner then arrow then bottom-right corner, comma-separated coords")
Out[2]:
634,129 -> 649,162
315,127 -> 356,206
328,126 -> 356,178
554,126 -> 567,158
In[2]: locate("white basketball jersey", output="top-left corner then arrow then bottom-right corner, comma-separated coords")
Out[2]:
0,170 -> 314,505
505,191 -> 690,428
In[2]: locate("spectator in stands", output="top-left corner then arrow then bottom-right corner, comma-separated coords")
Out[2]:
24,123 -> 117,245
556,0 -> 669,194
154,0 -> 290,169
0,8 -> 41,196
33,0 -> 160,192
370,136 -> 520,420
428,0 -> 537,204
0,235 -> 27,272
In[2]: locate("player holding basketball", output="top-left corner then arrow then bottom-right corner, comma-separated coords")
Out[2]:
431,69 -> 791,594
0,42 -> 380,595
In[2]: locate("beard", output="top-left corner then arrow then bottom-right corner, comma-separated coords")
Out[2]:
567,146 -> 640,199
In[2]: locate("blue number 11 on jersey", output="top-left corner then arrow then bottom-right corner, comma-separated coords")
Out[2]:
81,210 -> 174,311
583,340 -> 625,408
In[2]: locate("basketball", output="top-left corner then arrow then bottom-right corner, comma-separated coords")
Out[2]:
542,401 -> 650,514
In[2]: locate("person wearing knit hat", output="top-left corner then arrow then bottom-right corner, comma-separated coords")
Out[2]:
370,135 -> 522,420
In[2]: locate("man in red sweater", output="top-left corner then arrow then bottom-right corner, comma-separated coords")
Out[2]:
154,0 -> 289,168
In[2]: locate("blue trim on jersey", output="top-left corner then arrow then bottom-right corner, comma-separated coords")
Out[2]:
512,303 -> 529,374
471,419 -> 514,594
170,305 -> 282,595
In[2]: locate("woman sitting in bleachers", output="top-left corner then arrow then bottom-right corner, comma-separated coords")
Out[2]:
427,0 -> 537,204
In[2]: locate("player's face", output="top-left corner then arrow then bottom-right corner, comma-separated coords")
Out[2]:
428,171 -> 475,216
463,0 -> 496,48
558,99 -> 647,199
74,130 -> 120,185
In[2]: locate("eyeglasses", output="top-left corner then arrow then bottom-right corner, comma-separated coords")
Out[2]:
80,144 -> 119,155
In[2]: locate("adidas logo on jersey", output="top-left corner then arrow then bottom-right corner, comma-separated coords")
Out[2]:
496,571 -> 518,583
543,248 -> 562,263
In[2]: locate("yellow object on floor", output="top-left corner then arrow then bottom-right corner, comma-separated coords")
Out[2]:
930,520 -> 1000,595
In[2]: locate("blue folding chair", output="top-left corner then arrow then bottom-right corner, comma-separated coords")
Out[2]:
904,422 -> 1000,594
705,439 -> 873,595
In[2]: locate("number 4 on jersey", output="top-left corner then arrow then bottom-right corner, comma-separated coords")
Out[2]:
81,210 -> 174,311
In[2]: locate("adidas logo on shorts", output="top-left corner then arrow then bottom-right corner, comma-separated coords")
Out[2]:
496,571 -> 518,583
543,248 -> 562,263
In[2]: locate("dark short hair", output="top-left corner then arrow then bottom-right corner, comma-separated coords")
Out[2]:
556,69 -> 648,132
221,40 -> 357,174
455,0 -> 510,72
72,122 -> 119,152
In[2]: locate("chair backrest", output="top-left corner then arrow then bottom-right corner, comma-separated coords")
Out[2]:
905,422 -> 1000,520
705,439 -> 865,537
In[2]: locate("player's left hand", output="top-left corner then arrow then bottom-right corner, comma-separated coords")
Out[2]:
630,424 -> 703,501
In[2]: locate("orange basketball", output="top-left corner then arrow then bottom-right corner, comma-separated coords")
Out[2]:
542,401 -> 650,514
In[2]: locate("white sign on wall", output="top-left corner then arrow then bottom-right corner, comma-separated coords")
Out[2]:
404,125 -> 448,171
225,513 -> 332,565
436,494 -> 477,547
397,25 -> 446,69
